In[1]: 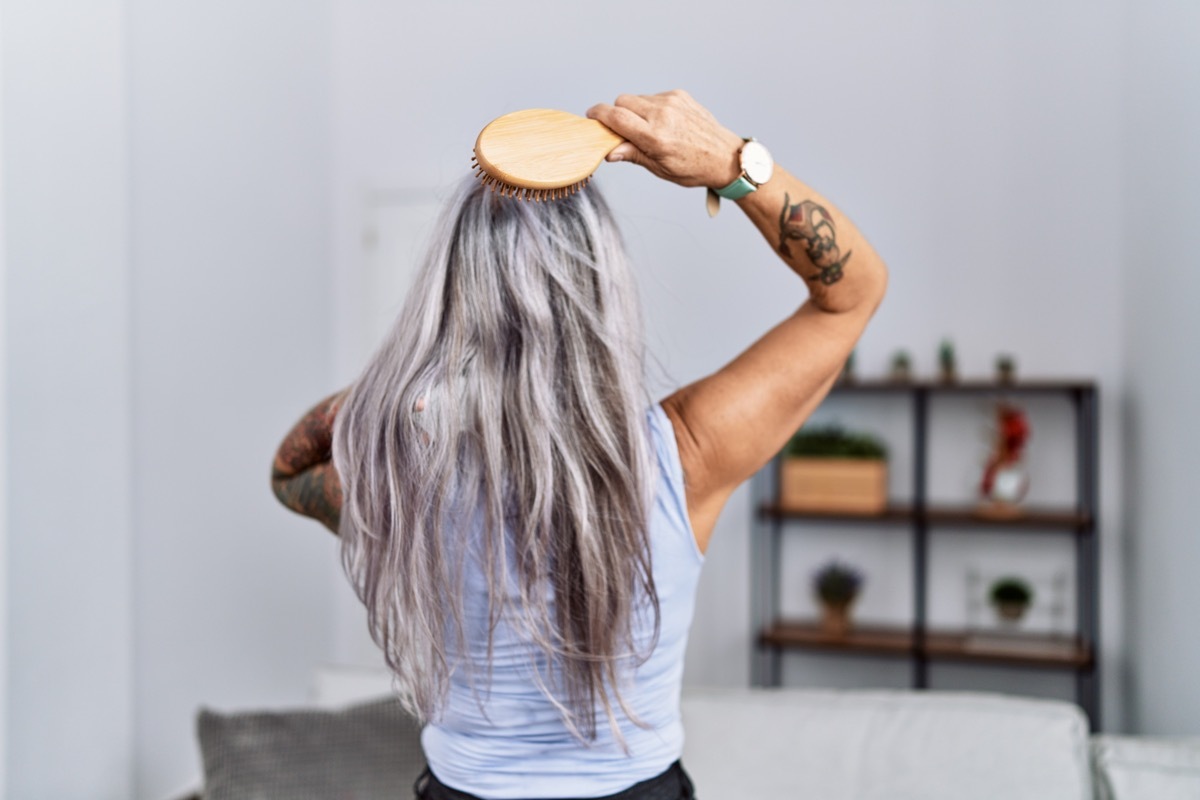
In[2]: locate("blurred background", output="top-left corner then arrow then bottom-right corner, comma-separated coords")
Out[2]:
1,0 -> 1197,797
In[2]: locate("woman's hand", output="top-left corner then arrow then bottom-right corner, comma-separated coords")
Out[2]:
586,90 -> 745,189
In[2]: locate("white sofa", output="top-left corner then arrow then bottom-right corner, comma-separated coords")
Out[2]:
681,687 -> 1200,800
189,666 -> 1200,799
682,687 -> 1090,798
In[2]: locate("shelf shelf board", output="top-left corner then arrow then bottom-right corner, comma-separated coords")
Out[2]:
759,503 -> 1092,531
925,505 -> 1092,530
830,379 -> 1095,395
757,504 -> 914,524
925,631 -> 1093,669
760,620 -> 1092,670
760,621 -> 913,657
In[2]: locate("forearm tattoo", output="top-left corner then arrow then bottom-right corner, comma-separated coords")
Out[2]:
778,193 -> 852,285
272,463 -> 342,535
272,394 -> 339,478
271,392 -> 345,534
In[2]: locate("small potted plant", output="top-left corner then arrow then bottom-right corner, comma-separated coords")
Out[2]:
781,425 -> 888,514
814,560 -> 864,636
989,576 -> 1034,623
938,338 -> 957,383
838,349 -> 857,385
995,353 -> 1017,384
889,350 -> 912,383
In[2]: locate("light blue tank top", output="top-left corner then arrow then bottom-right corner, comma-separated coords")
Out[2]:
420,403 -> 705,799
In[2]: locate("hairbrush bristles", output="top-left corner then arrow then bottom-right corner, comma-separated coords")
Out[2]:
470,153 -> 594,202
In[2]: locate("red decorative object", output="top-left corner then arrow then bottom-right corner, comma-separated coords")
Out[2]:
979,403 -> 1031,512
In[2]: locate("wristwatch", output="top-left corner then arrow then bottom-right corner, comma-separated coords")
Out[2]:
707,138 -> 774,217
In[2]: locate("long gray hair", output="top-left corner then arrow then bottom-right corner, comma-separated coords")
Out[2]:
332,176 -> 659,743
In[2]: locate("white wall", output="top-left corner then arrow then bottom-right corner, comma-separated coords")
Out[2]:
1122,1 -> 1200,735
330,0 -> 1127,729
0,3 -> 8,791
2,2 -> 135,797
3,2 -> 338,798
128,2 -> 335,797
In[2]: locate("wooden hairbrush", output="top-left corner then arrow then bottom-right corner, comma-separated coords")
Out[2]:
471,109 -> 624,201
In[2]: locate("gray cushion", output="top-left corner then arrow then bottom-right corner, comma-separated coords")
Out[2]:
197,695 -> 425,800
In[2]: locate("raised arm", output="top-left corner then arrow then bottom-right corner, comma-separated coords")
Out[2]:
588,91 -> 888,553
270,390 -> 346,535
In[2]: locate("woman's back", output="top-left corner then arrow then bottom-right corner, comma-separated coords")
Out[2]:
422,405 -> 703,798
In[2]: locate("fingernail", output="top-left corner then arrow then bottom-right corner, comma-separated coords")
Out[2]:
610,154 -> 623,162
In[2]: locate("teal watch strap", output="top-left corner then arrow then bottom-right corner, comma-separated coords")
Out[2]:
714,175 -> 757,200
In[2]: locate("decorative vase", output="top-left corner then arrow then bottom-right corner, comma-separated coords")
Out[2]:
979,404 -> 1031,517
978,461 -> 1029,518
820,601 -> 854,637
995,601 -> 1029,623
990,462 -> 1029,504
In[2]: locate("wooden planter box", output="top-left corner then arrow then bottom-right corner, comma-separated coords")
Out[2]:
779,457 -> 888,514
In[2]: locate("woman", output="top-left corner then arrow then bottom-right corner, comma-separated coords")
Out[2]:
271,90 -> 887,799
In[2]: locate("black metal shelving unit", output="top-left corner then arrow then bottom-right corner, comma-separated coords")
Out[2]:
750,379 -> 1101,730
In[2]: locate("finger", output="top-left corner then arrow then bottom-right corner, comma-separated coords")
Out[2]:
587,103 -> 652,148
656,88 -> 691,99
613,93 -> 656,119
606,141 -> 648,165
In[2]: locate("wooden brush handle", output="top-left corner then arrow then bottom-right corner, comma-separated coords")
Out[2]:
474,109 -> 623,191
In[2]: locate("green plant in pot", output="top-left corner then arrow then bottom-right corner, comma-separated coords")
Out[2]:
995,353 -> 1017,384
938,338 -> 957,383
989,576 -> 1034,623
814,560 -> 864,637
839,349 -> 857,384
782,426 -> 888,514
785,426 -> 888,460
889,350 -> 912,382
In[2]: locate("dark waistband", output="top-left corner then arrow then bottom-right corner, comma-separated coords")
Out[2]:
413,759 -> 695,800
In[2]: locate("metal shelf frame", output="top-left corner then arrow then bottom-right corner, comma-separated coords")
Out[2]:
750,380 -> 1101,730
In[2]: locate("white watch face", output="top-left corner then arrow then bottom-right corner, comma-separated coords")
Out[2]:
741,140 -> 774,186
